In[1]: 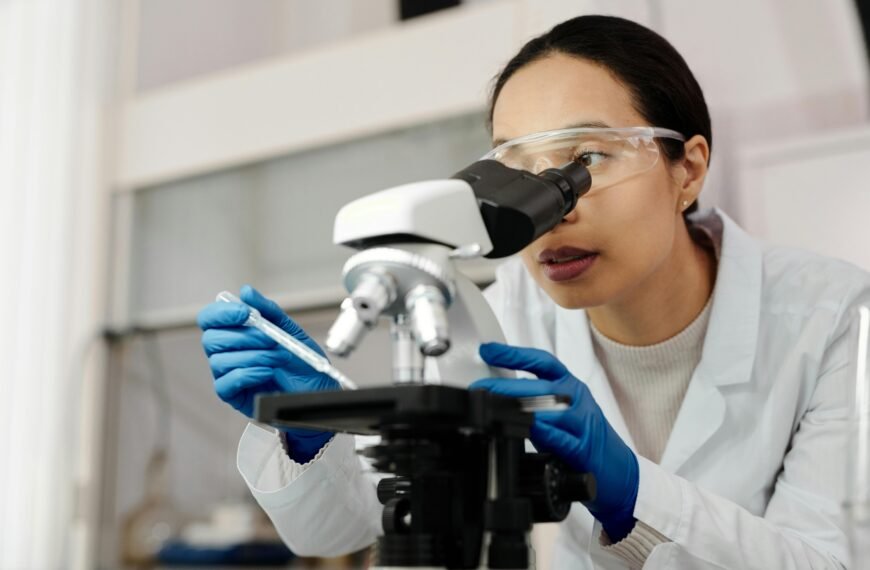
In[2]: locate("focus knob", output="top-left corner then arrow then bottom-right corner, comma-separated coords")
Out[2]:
377,476 -> 411,504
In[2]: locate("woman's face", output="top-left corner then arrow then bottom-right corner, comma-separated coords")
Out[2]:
491,53 -> 689,309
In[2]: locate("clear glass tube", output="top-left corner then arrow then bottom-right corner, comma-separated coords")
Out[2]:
847,304 -> 870,565
216,291 -> 358,391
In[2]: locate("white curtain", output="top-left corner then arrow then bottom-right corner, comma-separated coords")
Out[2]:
0,1 -> 115,568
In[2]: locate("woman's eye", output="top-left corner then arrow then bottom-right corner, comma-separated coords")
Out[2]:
574,150 -> 608,167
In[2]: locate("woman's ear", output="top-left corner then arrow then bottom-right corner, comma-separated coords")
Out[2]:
675,135 -> 710,213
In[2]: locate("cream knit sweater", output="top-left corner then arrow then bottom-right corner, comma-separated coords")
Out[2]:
590,296 -> 714,463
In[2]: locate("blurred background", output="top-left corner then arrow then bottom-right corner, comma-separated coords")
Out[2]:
0,0 -> 868,568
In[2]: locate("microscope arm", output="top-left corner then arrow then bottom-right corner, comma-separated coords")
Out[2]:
424,273 -> 512,386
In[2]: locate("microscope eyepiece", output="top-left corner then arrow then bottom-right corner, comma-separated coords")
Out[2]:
538,162 -> 592,213
451,159 -> 592,258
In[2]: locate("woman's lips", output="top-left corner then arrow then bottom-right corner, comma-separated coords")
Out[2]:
538,246 -> 599,282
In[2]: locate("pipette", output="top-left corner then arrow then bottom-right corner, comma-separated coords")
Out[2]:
216,291 -> 358,391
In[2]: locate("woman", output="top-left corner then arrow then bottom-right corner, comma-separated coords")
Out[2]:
197,15 -> 870,569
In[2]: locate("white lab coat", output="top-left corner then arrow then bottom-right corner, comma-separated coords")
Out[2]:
235,210 -> 870,569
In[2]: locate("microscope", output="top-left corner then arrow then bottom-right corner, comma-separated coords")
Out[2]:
256,159 -> 596,569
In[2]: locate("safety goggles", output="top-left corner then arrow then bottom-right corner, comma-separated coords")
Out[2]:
481,126 -> 686,193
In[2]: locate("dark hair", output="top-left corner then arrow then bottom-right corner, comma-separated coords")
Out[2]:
488,15 -> 711,216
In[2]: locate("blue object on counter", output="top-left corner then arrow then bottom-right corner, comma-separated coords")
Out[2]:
156,540 -> 294,566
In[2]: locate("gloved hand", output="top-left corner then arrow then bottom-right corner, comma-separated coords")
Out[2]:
470,342 -> 639,542
197,285 -> 339,463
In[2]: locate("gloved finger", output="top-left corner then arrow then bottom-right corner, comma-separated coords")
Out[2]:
529,421 -> 587,471
240,285 -> 325,356
469,377 -> 557,398
213,366 -> 276,401
209,347 -> 294,378
479,342 -> 568,380
202,327 -> 276,356
272,368 -> 337,394
197,301 -> 251,330
534,410 -> 582,434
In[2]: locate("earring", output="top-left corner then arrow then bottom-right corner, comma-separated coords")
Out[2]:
682,200 -> 689,207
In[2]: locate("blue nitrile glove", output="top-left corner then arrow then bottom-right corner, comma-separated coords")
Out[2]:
197,285 -> 339,463
470,342 -> 639,542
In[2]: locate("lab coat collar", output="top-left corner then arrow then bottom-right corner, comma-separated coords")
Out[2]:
659,208 -> 762,473
552,208 -> 762,471
695,208 -> 762,388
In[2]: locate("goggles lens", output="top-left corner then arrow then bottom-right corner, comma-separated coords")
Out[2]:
482,127 -> 685,193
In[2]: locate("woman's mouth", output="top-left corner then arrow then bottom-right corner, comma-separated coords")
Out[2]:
538,246 -> 599,282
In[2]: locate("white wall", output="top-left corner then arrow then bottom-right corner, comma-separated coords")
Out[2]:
117,0 -> 546,190
737,126 -> 870,271
136,0 -> 397,91
657,0 -> 869,215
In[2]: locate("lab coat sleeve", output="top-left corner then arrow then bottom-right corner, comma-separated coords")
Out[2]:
634,456 -> 846,569
631,293 -> 865,570
236,423 -> 382,557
